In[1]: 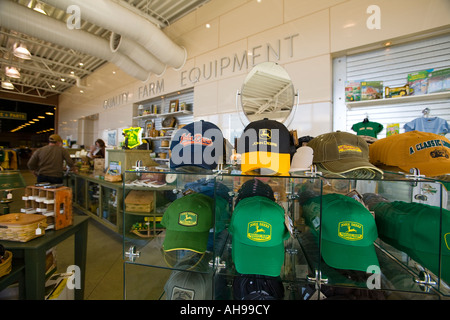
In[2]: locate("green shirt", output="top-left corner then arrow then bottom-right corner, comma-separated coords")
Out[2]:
351,121 -> 383,138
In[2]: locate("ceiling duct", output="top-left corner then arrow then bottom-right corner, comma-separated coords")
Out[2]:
41,0 -> 187,70
109,32 -> 166,76
0,0 -> 150,81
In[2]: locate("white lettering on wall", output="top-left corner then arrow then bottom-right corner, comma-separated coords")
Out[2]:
103,92 -> 129,109
137,79 -> 165,100
180,33 -> 299,87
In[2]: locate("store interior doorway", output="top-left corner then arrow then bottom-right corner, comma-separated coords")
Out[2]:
78,113 -> 99,149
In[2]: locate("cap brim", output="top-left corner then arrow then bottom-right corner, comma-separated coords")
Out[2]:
410,250 -> 450,284
321,239 -> 379,272
319,158 -> 384,175
232,240 -> 285,277
398,161 -> 450,177
163,229 -> 210,254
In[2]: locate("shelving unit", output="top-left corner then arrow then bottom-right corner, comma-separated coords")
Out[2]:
21,186 -> 73,230
132,88 -> 194,171
346,91 -> 450,109
68,173 -> 123,233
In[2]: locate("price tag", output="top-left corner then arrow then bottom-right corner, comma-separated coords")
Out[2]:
35,224 -> 42,235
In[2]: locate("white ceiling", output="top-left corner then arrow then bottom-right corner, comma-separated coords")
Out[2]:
0,0 -> 211,99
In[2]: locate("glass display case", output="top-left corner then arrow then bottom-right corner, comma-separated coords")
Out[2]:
122,168 -> 450,300
68,174 -> 123,233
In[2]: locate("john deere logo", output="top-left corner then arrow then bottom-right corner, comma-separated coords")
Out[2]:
338,221 -> 363,241
179,212 -> 198,227
445,233 -> 450,251
430,148 -> 449,159
259,129 -> 271,140
247,221 -> 271,242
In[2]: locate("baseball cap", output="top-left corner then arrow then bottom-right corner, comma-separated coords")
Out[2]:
232,274 -> 285,300
229,196 -> 290,277
237,118 -> 296,175
49,134 -> 62,143
307,131 -> 383,176
289,146 -> 313,173
369,131 -> 450,177
235,178 -> 275,206
302,193 -> 379,272
161,193 -> 214,254
170,120 -> 224,171
164,269 -> 213,300
372,201 -> 450,284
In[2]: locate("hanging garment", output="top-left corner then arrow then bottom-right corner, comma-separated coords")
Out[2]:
404,117 -> 450,135
351,121 -> 383,138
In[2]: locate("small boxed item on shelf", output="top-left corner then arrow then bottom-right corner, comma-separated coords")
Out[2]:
386,123 -> 400,136
345,81 -> 361,102
125,190 -> 154,212
427,67 -> 450,94
408,69 -> 433,95
385,84 -> 410,98
361,81 -> 383,100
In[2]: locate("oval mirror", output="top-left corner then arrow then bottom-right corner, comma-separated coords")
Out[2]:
240,62 -> 295,123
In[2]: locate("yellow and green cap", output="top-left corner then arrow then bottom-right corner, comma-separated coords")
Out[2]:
303,193 -> 379,272
161,193 -> 214,254
229,196 -> 290,277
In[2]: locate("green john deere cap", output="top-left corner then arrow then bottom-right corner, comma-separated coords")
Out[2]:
161,193 -> 214,254
372,201 -> 450,284
229,196 -> 290,277
302,193 -> 379,272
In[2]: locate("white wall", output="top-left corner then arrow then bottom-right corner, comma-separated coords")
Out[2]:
57,0 -> 450,143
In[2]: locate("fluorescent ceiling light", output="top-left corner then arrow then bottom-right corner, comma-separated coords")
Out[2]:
13,43 -> 32,60
5,66 -> 20,79
1,80 -> 15,90
33,2 -> 47,15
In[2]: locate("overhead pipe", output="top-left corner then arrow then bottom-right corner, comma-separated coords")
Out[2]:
0,0 -> 150,81
109,33 -> 166,76
41,0 -> 187,70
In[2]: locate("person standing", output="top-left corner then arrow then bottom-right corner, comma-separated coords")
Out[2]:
28,134 -> 78,184
87,139 -> 106,159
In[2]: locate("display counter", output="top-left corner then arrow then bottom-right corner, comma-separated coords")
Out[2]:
67,173 -> 123,233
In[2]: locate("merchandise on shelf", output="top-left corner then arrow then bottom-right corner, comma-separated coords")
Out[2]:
369,130 -> 450,177
427,67 -> 450,94
360,81 -> 383,100
237,118 -> 297,175
345,81 -> 361,102
408,69 -> 433,95
385,84 -> 410,98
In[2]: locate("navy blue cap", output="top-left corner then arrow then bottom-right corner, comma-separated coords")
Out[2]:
170,120 -> 224,171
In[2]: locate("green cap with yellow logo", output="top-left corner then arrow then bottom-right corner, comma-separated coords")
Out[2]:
161,193 -> 214,254
302,193 -> 379,272
229,196 -> 290,277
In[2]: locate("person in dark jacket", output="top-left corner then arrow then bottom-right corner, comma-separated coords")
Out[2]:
27,134 -> 78,184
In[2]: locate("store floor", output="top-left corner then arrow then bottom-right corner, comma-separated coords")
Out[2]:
4,170 -> 125,300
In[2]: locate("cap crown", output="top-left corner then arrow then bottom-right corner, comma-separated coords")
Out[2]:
170,120 -> 224,170
230,196 -> 288,248
162,193 -> 213,232
308,131 -> 368,164
369,131 -> 450,176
